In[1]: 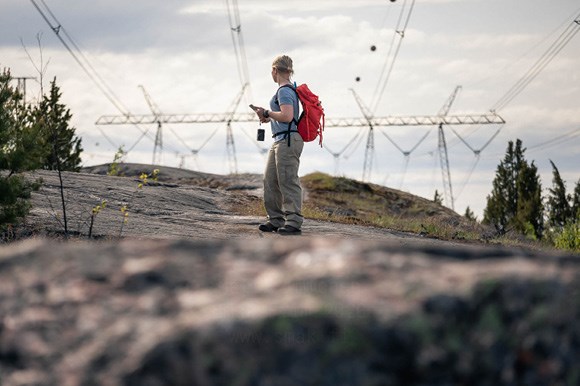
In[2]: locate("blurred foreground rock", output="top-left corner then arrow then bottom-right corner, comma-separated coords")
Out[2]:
1,237 -> 579,385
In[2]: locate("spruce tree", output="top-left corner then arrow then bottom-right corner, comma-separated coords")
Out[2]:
4,99 -> 48,173
464,206 -> 477,221
515,161 -> 543,239
0,69 -> 24,171
572,179 -> 580,222
33,78 -> 83,172
546,160 -> 571,229
433,190 -> 443,205
483,139 -> 543,238
0,69 -> 39,231
483,140 -> 525,232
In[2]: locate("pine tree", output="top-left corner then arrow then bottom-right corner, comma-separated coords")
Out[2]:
1,69 -> 24,171
33,78 -> 83,172
1,71 -> 82,234
546,160 -> 571,229
433,190 -> 443,205
4,100 -> 48,173
483,140 -> 525,232
0,69 -> 39,231
572,179 -> 580,222
464,206 -> 477,221
483,139 -> 543,238
514,160 -> 543,239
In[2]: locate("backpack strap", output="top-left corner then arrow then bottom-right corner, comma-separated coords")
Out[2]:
275,84 -> 300,146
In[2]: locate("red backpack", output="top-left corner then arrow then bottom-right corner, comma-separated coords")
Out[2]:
279,84 -> 325,147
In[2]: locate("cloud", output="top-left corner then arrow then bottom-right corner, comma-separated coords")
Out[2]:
10,0 -> 233,53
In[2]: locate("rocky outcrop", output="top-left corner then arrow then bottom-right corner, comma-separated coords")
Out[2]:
21,169 -> 465,242
19,169 -> 422,242
1,237 -> 578,385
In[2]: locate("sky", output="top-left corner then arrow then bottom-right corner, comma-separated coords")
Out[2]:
1,0 -> 579,218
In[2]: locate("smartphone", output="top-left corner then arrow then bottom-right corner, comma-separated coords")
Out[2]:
249,104 -> 258,111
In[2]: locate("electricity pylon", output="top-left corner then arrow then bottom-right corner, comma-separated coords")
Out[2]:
13,77 -> 36,104
138,85 -> 164,165
99,83 -> 249,174
349,89 -> 375,181
223,83 -> 249,174
436,85 -> 462,210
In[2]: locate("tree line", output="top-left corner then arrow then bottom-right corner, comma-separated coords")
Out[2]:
482,138 -> 579,250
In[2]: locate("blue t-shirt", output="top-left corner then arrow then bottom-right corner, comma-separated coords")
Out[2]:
269,85 -> 300,142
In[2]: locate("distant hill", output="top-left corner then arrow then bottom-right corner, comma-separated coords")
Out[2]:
299,172 -> 486,241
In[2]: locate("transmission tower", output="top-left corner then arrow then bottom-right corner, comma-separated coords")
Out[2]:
98,84 -> 249,174
225,121 -> 238,174
435,86 -> 461,210
138,85 -> 164,165
223,83 -> 249,174
13,77 -> 36,104
349,89 -> 376,181
362,129 -> 375,182
437,124 -> 453,208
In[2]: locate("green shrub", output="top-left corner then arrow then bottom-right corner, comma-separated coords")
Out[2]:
0,174 -> 40,233
553,221 -> 580,252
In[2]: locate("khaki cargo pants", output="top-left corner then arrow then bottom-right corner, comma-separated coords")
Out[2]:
263,133 -> 304,229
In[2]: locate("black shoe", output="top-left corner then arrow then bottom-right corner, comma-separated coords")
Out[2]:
278,225 -> 301,235
259,222 -> 279,232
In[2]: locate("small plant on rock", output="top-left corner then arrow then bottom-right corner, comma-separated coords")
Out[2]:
108,146 -> 126,177
88,200 -> 107,239
118,169 -> 159,237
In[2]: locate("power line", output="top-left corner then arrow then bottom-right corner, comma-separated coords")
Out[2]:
454,155 -> 480,201
371,0 -> 407,109
381,129 -> 430,189
447,8 -> 580,194
372,6 -> 402,100
30,0 -> 173,157
449,124 -> 504,200
30,0 -> 129,116
38,0 -> 129,116
343,128 -> 368,159
527,126 -> 580,153
225,0 -> 252,103
449,125 -> 503,156
464,6 -> 580,91
371,0 -> 416,114
126,129 -> 151,153
491,9 -> 580,111
323,128 -> 366,174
